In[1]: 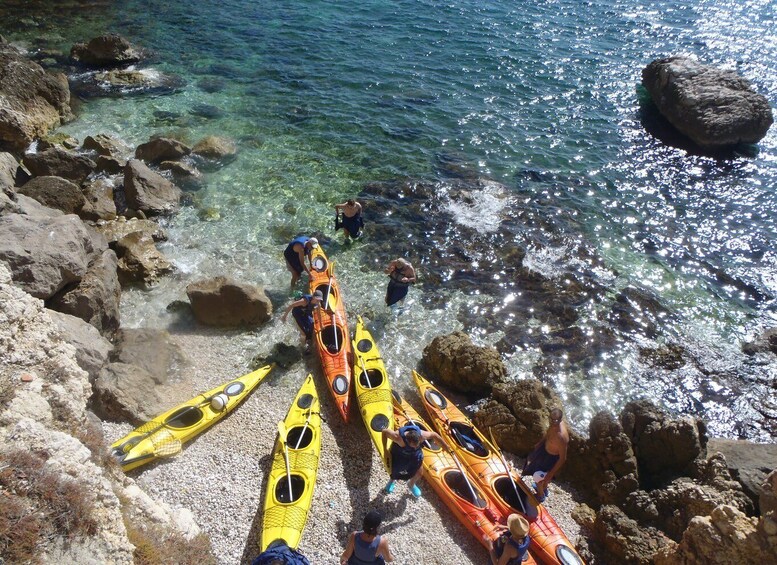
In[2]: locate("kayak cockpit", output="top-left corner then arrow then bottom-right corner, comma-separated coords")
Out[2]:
443,470 -> 488,508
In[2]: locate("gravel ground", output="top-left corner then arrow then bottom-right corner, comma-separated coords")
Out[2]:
103,330 -> 582,565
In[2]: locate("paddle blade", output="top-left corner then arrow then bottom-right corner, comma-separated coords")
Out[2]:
277,420 -> 288,444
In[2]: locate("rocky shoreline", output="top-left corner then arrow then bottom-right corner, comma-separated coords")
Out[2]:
1,31 -> 775,565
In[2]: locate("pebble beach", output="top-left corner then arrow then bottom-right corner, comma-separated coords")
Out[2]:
103,329 -> 581,565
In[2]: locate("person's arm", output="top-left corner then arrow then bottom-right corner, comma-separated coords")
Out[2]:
384,261 -> 396,275
340,532 -> 355,565
281,298 -> 304,323
335,202 -> 345,212
295,245 -> 311,274
355,202 -> 362,215
378,536 -> 394,562
421,430 -> 446,449
402,266 -> 416,284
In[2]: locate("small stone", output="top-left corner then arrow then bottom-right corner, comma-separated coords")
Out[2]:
20,373 -> 34,382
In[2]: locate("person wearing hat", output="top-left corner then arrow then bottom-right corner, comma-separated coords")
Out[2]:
384,258 -> 416,307
281,290 -> 324,353
340,510 -> 394,565
284,236 -> 319,289
489,513 -> 530,565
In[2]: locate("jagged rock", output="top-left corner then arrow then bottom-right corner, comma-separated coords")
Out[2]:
70,34 -> 142,67
17,175 -> 85,214
0,212 -> 93,299
134,137 -> 191,164
37,132 -> 79,151
642,56 -> 773,148
159,159 -> 201,179
95,155 -> 125,175
111,328 -> 189,383
0,44 -> 72,152
742,328 -> 777,356
473,379 -> 562,454
625,476 -> 752,541
0,151 -> 23,194
708,438 -> 777,512
186,276 -> 272,327
589,505 -> 676,564
654,505 -> 775,565
422,331 -> 507,393
47,249 -> 121,336
762,471 -> 777,517
621,399 -> 707,488
123,159 -> 182,216
0,190 -> 19,214
561,411 -> 640,507
47,310 -> 111,381
23,147 -> 96,184
92,362 -> 166,424
82,133 -> 130,158
93,216 -> 167,246
80,177 -> 117,221
191,135 -> 237,159
114,230 -> 172,285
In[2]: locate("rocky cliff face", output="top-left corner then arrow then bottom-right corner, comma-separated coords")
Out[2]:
0,262 -> 204,563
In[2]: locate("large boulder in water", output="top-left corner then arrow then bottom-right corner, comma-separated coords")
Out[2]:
422,331 -> 507,393
123,159 -> 182,216
642,56 -> 773,148
186,276 -> 272,327
70,34 -> 142,67
0,44 -> 72,151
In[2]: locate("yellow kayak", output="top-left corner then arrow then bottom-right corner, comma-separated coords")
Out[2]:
111,365 -> 272,472
261,374 -> 321,551
352,316 -> 394,471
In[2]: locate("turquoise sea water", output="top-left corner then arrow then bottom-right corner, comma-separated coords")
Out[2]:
2,0 -> 775,439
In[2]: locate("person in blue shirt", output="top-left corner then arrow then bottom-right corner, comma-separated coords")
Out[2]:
489,513 -> 530,565
340,510 -> 394,565
381,423 -> 445,498
284,236 -> 319,289
281,290 -> 323,353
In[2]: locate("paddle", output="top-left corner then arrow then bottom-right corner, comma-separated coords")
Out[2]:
359,357 -> 372,389
430,410 -> 486,507
488,427 -> 527,514
324,261 -> 336,311
277,420 -> 294,502
293,396 -> 318,450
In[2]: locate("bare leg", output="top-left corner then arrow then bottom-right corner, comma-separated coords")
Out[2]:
407,465 -> 424,490
286,262 -> 300,289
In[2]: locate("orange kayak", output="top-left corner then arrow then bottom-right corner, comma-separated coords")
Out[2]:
412,371 -> 584,565
308,246 -> 351,422
392,391 -> 527,558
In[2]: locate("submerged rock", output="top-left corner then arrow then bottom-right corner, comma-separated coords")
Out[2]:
642,56 -> 773,148
70,34 -> 142,67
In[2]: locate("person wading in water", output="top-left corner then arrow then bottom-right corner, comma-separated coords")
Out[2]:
334,199 -> 364,243
283,236 -> 319,289
384,258 -> 416,308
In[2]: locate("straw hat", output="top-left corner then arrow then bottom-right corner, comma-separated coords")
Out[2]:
507,514 -> 530,538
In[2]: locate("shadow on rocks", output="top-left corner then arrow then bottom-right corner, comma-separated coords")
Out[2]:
239,452 -> 274,565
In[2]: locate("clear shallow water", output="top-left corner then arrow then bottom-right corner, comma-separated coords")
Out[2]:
3,0 -> 775,440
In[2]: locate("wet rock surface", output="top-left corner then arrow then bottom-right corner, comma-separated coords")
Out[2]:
421,331 -> 507,393
23,147 -> 96,184
18,175 -> 85,214
123,159 -> 182,216
642,56 -> 773,148
70,34 -> 143,67
0,43 -> 72,151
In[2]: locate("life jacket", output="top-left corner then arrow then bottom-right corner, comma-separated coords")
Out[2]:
398,424 -> 423,453
252,544 -> 311,565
